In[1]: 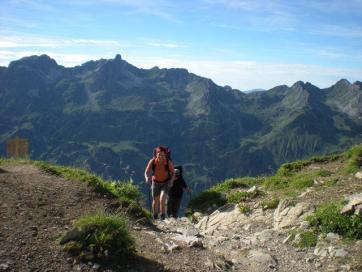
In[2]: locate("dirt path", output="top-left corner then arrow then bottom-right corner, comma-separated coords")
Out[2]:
0,164 -> 217,272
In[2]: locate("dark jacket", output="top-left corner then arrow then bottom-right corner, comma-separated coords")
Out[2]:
168,176 -> 187,198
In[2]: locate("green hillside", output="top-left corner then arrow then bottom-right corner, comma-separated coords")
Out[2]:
0,55 -> 361,195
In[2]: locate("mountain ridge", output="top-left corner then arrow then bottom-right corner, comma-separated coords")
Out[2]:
0,54 -> 361,193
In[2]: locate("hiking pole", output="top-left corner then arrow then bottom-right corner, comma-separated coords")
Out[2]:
148,184 -> 152,214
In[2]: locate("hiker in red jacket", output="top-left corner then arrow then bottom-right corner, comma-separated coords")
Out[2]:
144,146 -> 175,220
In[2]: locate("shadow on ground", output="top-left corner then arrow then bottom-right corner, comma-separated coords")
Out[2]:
96,254 -> 166,272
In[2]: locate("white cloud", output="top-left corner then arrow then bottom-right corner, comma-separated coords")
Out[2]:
147,42 -> 184,48
310,24 -> 362,38
127,56 -> 362,90
0,50 -> 115,67
60,0 -> 179,22
300,0 -> 362,15
8,0 -> 55,12
0,36 -> 121,49
1,48 -> 360,90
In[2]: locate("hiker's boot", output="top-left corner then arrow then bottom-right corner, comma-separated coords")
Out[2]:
153,213 -> 158,220
160,214 -> 166,220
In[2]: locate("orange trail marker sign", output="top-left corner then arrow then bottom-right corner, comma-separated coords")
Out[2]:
6,137 -> 29,158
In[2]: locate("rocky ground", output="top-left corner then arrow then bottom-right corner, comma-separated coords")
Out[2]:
1,162 -> 361,272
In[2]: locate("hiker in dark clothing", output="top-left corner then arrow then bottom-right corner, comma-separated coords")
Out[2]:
167,166 -> 192,218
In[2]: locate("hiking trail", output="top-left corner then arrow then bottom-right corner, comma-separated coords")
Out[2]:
1,162 -> 361,271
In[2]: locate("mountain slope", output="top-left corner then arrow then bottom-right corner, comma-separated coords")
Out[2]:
0,55 -> 361,192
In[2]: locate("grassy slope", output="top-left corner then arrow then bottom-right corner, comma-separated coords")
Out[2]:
188,144 -> 362,215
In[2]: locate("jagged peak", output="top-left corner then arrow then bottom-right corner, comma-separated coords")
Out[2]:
291,81 -> 306,89
114,54 -> 122,61
290,81 -> 320,92
9,54 -> 59,70
335,79 -> 351,87
352,81 -> 362,91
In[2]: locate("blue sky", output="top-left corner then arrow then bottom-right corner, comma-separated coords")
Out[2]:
0,0 -> 361,90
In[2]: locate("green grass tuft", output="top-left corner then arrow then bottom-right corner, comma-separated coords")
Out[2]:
62,214 -> 135,259
212,178 -> 249,192
344,144 -> 362,173
324,178 -> 339,187
317,169 -> 332,177
238,203 -> 251,214
260,198 -> 280,210
276,160 -> 310,176
289,230 -> 318,248
276,154 -> 341,177
307,201 -> 362,239
226,189 -> 261,204
262,172 -> 315,191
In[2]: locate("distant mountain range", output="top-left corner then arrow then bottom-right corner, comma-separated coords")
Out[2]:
243,88 -> 266,94
0,54 -> 361,192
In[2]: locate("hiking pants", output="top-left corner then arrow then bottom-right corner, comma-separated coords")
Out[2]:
167,195 -> 182,218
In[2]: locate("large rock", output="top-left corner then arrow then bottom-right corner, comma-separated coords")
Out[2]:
247,250 -> 278,269
355,171 -> 362,180
340,192 -> 362,215
250,229 -> 278,246
273,200 -> 313,229
196,204 -> 243,235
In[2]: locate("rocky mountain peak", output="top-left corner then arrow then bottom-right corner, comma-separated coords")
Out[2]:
114,54 -> 122,61
290,81 -> 318,91
335,78 -> 351,88
291,81 -> 306,89
9,54 -> 59,71
353,81 -> 362,90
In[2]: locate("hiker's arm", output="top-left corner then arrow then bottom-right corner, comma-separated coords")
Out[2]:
144,160 -> 152,183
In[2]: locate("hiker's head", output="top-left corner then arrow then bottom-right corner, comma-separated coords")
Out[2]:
174,169 -> 180,177
156,150 -> 166,161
